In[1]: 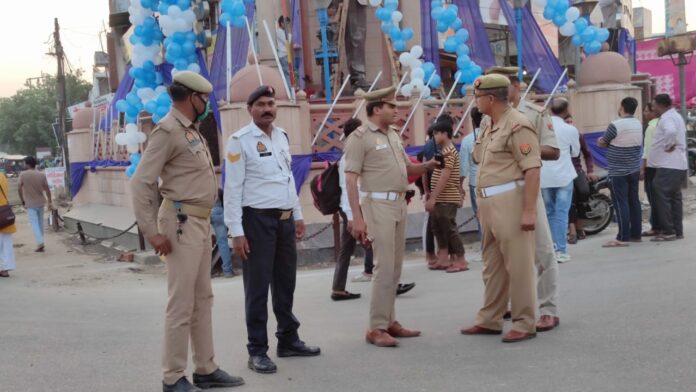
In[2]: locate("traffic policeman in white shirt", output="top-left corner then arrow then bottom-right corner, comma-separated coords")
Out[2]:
224,86 -> 320,375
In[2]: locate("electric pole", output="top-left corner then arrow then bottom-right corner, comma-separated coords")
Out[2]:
52,18 -> 72,198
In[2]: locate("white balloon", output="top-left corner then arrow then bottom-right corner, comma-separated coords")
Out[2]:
532,0 -> 547,7
410,45 -> 423,59
412,78 -> 425,91
115,133 -> 128,145
565,7 -> 580,22
409,59 -> 422,69
125,123 -> 138,133
420,86 -> 431,98
126,144 -> 140,153
411,68 -> 425,80
399,52 -> 414,67
369,0 -> 381,7
559,22 -> 576,36
391,11 -> 403,24
136,132 -> 147,143
187,63 -> 201,73
400,84 -> 413,97
155,86 -> 168,95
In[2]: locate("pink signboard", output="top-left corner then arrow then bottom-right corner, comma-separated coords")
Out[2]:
636,34 -> 696,107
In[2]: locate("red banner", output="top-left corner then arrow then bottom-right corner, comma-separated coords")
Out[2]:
636,34 -> 696,108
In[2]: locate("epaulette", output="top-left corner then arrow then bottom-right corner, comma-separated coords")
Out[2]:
350,125 -> 369,138
231,127 -> 252,139
521,100 -> 545,114
509,110 -> 535,132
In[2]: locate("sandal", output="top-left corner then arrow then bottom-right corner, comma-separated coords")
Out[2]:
602,240 -> 629,248
641,230 -> 659,237
650,234 -> 677,242
567,234 -> 578,245
428,263 -> 449,271
577,230 -> 587,240
446,264 -> 470,273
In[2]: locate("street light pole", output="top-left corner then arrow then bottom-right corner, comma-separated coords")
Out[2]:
678,53 -> 687,120
514,0 -> 524,81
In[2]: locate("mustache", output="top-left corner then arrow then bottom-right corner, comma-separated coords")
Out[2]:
262,112 -> 274,117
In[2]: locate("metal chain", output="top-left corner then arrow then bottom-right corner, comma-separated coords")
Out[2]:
299,222 -> 334,242
457,214 -> 478,230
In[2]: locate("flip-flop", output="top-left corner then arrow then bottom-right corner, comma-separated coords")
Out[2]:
446,265 -> 470,273
567,234 -> 578,245
428,264 -> 448,270
650,235 -> 677,242
641,230 -> 658,237
602,240 -> 629,248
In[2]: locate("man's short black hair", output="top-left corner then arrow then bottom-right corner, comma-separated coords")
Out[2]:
25,156 -> 37,168
654,94 -> 672,108
471,107 -> 483,129
366,101 -> 387,117
168,83 -> 194,102
621,97 -> 638,115
342,118 -> 362,138
551,97 -> 569,116
430,121 -> 453,138
435,114 -> 455,128
278,16 -> 290,26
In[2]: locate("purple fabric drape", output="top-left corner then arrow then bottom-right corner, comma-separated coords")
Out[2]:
291,0 -> 305,89
452,0 -> 496,69
210,3 -> 256,101
420,0 -> 441,72
618,28 -> 636,70
499,0 -> 567,93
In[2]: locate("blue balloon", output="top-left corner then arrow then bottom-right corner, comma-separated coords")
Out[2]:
219,13 -> 232,26
429,74 -> 442,89
431,6 -> 445,20
157,94 -> 172,106
556,0 -> 570,11
470,64 -> 483,80
553,14 -> 567,27
232,15 -> 246,28
243,0 -> 254,4
376,7 -> 391,22
455,28 -> 469,44
456,44 -> 470,57
126,93 -> 140,106
221,0 -> 234,13
422,62 -> 436,77
597,28 -> 610,42
126,106 -> 140,118
456,55 -> 471,70
547,0 -> 559,8
145,101 -> 158,114
582,26 -> 596,43
126,165 -> 136,178
152,114 -> 162,124
141,0 -> 153,9
460,85 -> 468,95
401,27 -> 414,41
444,37 -> 458,53
393,40 -> 406,52
574,17 -> 588,32
571,33 -> 583,47
431,0 -> 443,8
381,22 -> 393,34
436,21 -> 449,33
450,19 -> 463,31
156,105 -> 170,117
543,6 -> 555,20
231,1 -> 245,17
129,35 -> 140,45
586,40 -> 602,54
384,0 -> 398,12
116,99 -> 129,113
158,3 -> 169,14
454,70 -> 463,83
167,42 -> 183,58
389,26 -> 402,41
443,8 -> 458,24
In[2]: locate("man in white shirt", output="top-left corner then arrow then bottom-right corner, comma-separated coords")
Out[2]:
541,98 -> 580,263
224,86 -> 320,374
647,94 -> 688,241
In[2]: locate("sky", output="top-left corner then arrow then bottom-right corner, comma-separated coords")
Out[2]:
0,0 -> 693,98
0,1 -> 109,98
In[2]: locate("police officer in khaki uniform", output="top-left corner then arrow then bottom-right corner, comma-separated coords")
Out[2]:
461,74 -> 542,343
131,71 -> 244,392
486,66 -> 561,332
343,86 -> 438,347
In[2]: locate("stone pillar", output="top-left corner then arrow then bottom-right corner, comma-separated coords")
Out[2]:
254,0 -> 279,67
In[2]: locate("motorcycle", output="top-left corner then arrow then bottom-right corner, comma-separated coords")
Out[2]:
579,173 -> 614,236
688,137 -> 696,177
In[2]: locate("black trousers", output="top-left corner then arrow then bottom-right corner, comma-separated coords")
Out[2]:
332,210 -> 373,291
652,168 -> 686,237
644,167 -> 660,231
242,207 -> 301,356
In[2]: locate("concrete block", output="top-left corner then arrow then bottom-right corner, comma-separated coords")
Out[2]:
134,251 -> 163,266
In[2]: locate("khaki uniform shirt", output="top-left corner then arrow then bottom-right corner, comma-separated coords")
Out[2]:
343,121 -> 410,193
131,108 -> 218,238
474,107 -> 542,189
479,100 -> 558,149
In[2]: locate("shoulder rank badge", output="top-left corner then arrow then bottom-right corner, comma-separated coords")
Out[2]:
519,143 -> 532,155
227,152 -> 241,163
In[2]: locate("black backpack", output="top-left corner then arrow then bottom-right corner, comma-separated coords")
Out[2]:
310,161 -> 341,215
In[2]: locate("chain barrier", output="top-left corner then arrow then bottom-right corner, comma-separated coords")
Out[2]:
457,214 -> 478,230
299,222 -> 334,242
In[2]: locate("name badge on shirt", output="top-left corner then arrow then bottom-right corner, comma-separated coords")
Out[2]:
376,144 -> 388,151
259,152 -> 273,157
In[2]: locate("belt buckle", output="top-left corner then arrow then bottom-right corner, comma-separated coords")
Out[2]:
280,210 -> 292,220
477,188 -> 486,199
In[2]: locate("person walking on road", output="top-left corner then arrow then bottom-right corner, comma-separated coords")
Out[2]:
0,172 -> 16,278
343,86 -> 438,347
18,156 -> 52,252
131,71 -> 245,392
224,86 -> 321,374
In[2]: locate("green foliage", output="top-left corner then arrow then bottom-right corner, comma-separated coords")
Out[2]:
0,70 -> 92,155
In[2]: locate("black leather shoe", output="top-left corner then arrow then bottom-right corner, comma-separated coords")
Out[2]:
163,377 -> 202,392
193,368 -> 245,389
277,340 -> 321,357
397,282 -> 416,296
248,354 -> 277,374
331,291 -> 361,301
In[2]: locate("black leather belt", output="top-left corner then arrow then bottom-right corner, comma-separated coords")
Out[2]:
244,207 -> 293,220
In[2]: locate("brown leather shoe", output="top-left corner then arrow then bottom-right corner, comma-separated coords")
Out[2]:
536,315 -> 560,332
387,321 -> 421,338
366,329 -> 399,347
502,330 -> 537,343
460,325 -> 502,335
0,270 -> 9,278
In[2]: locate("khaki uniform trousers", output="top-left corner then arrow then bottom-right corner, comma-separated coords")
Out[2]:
361,196 -> 407,331
158,205 -> 218,385
534,194 -> 559,317
476,187 -> 537,334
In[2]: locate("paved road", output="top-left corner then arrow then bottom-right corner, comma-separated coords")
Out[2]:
1,212 -> 695,392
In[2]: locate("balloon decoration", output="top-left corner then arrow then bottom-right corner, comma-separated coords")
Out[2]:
430,0 -> 482,94
368,0 -> 437,99
220,0 -> 254,29
532,0 -> 609,56
115,123 -> 147,178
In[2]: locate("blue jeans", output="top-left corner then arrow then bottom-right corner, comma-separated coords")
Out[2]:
211,205 -> 234,274
609,172 -> 642,242
279,56 -> 291,85
542,181 -> 574,253
27,207 -> 44,246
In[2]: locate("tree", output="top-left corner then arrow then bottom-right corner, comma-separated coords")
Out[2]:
0,70 -> 92,155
